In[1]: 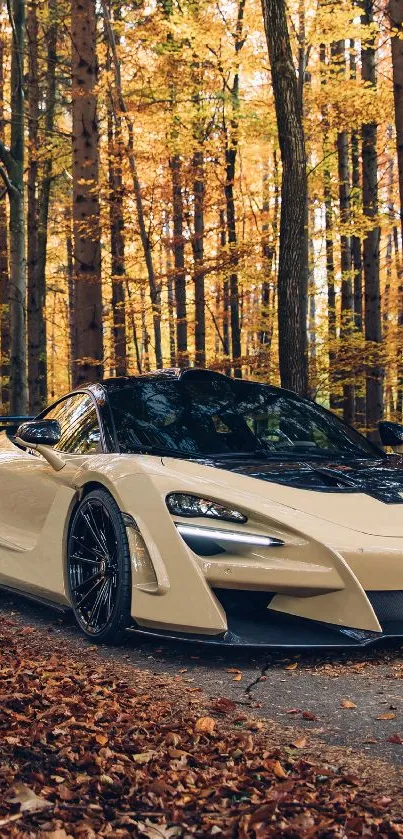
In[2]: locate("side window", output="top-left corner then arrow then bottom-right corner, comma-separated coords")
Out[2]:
44,394 -> 102,454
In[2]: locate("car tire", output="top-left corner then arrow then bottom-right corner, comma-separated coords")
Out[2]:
67,488 -> 131,644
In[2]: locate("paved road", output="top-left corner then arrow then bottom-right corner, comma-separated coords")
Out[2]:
1,591 -> 403,767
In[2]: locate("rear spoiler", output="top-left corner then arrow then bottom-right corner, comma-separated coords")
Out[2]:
0,416 -> 33,433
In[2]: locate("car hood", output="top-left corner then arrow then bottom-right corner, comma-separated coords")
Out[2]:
208,455 -> 403,537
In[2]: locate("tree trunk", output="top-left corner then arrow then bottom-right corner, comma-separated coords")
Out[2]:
332,41 -> 355,424
31,0 -> 57,411
390,0 -> 403,252
71,0 -> 103,386
0,37 -> 10,408
193,148 -> 206,367
102,1 -> 162,369
261,0 -> 308,395
8,0 -> 27,413
27,0 -> 43,415
362,0 -> 383,440
224,143 -> 242,378
107,105 -> 127,377
65,204 -> 74,390
170,154 -> 188,366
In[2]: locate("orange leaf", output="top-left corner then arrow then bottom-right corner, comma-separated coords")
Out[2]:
273,760 -> 288,779
341,699 -> 357,709
376,712 -> 396,720
195,716 -> 216,735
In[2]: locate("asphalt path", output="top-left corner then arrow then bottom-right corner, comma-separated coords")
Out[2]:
1,590 -> 403,768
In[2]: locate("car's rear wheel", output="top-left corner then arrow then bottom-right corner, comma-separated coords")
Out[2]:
67,488 -> 131,643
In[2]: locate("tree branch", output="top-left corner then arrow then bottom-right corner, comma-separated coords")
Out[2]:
0,163 -> 18,197
0,137 -> 14,173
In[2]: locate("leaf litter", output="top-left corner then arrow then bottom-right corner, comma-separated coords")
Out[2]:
0,617 -> 402,837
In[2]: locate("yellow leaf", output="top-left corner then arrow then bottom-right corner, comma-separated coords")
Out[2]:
233,673 -> 242,681
133,750 -> 157,764
95,733 -> 108,745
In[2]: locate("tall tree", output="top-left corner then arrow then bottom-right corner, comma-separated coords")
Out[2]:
221,0 -> 246,379
0,0 -> 27,413
261,0 -> 308,395
332,40 -> 355,423
71,0 -> 103,386
170,155 -> 188,366
390,0 -> 403,253
102,0 -> 162,369
361,0 -> 383,440
29,0 -> 58,411
0,36 -> 10,408
27,0 -> 41,414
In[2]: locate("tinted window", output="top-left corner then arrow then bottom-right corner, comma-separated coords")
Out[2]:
44,394 -> 102,454
106,372 -> 380,460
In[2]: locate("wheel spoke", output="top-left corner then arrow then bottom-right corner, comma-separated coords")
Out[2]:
80,510 -> 108,556
76,576 -> 104,607
70,553 -> 100,565
88,503 -> 109,554
71,536 -> 105,560
87,578 -> 109,628
72,569 -> 102,593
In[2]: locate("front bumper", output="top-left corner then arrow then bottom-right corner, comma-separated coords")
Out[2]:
129,589 -> 403,648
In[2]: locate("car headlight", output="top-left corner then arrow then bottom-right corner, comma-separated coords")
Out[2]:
166,493 -> 247,523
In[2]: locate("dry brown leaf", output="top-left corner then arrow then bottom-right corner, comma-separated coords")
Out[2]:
133,750 -> 157,764
376,712 -> 396,720
341,699 -> 357,709
285,662 -> 298,671
226,668 -> 241,674
195,716 -> 216,734
95,732 -> 109,745
8,782 -> 53,814
233,672 -> 242,681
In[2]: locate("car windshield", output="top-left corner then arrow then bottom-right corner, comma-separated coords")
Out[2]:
106,372 -> 382,460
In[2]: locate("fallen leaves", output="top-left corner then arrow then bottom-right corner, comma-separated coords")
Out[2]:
0,615 -> 401,838
376,712 -> 396,721
340,699 -> 357,709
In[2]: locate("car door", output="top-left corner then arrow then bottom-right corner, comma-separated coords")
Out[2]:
0,392 -> 103,593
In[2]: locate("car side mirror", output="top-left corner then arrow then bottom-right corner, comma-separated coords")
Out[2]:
15,420 -> 66,472
16,419 -> 61,447
379,421 -> 403,454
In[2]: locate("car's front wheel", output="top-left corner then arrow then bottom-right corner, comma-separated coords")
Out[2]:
67,488 -> 131,643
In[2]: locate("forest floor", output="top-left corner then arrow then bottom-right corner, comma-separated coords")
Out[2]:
0,592 -> 402,837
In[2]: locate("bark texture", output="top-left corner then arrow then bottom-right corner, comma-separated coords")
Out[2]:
0,38 -> 10,408
71,0 -> 103,386
362,0 -> 383,440
261,0 -> 308,395
1,0 -> 28,413
170,155 -> 188,365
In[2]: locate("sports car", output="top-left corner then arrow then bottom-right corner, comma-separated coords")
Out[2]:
1,367 -> 403,648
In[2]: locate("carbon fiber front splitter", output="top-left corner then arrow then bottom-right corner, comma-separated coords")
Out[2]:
128,613 -> 403,649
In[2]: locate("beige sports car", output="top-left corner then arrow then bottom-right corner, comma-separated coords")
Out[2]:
0,368 -> 402,648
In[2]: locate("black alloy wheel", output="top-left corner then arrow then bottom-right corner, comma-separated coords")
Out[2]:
67,488 -> 131,643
